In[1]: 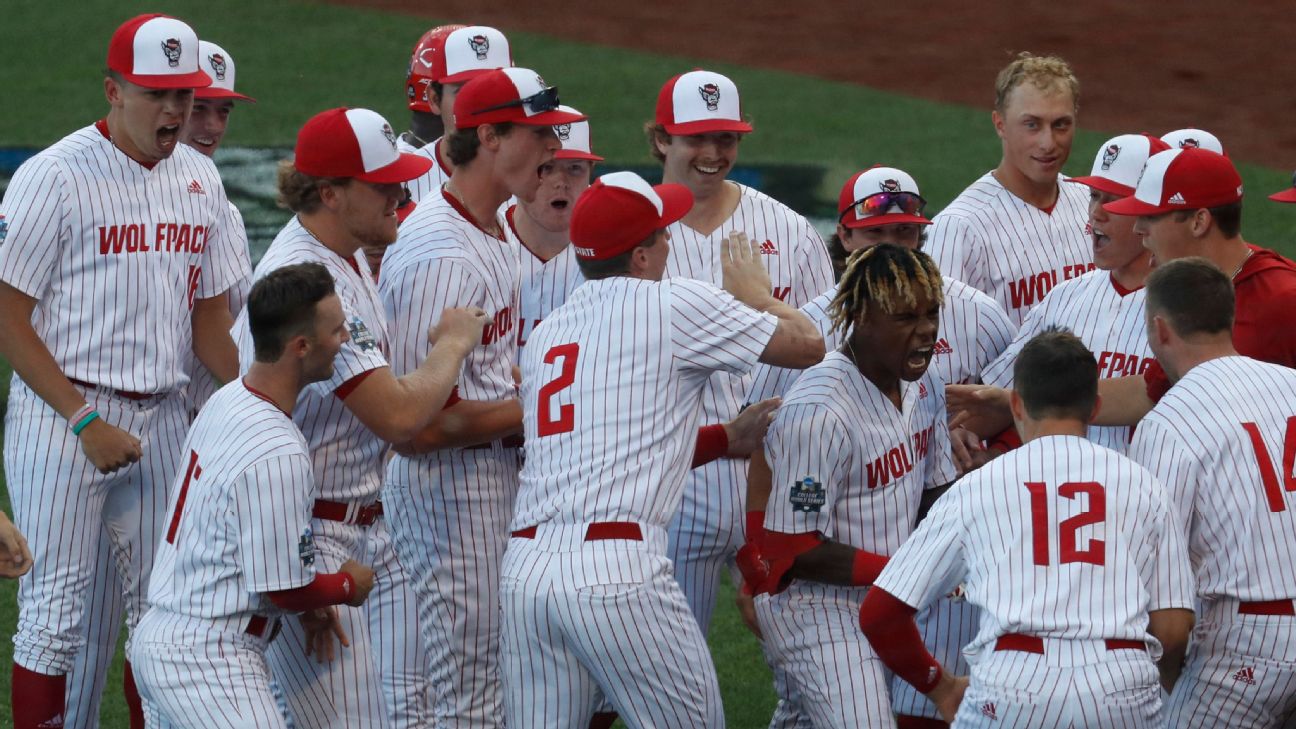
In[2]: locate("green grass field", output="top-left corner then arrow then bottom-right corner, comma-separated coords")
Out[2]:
2,0 -> 1294,726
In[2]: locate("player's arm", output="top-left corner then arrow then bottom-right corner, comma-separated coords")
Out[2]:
1090,375 -> 1155,426
0,281 -> 142,473
1148,608 -> 1194,692
720,233 -> 825,369
392,396 -> 522,454
859,588 -> 968,722
0,510 -> 33,579
694,397 -> 780,467
192,293 -> 240,384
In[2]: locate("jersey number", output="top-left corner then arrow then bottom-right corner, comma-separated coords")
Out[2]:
165,450 -> 202,544
1025,481 -> 1106,566
1241,416 -> 1296,512
537,343 -> 580,437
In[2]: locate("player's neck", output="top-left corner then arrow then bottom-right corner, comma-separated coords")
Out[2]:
676,180 -> 741,236
446,164 -> 508,237
407,113 -> 442,150
1168,340 -> 1241,382
512,205 -> 569,261
1110,254 -> 1153,292
297,212 -> 362,258
104,110 -> 162,167
847,343 -> 904,410
1203,237 -> 1253,280
1018,417 -> 1088,442
243,364 -> 303,417
992,163 -> 1058,210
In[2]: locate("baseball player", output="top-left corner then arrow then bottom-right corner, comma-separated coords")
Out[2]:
400,24 -> 464,153
0,15 -> 245,729
1128,258 -> 1296,727
403,25 -> 513,204
380,68 -> 583,728
978,134 -> 1170,457
498,171 -> 824,728
0,511 -> 33,579
926,53 -> 1092,327
751,245 -> 958,728
647,68 -> 835,636
507,106 -> 601,353
232,107 -> 487,728
129,263 -> 378,729
1161,127 -> 1226,155
61,39 -> 262,729
862,329 -> 1195,728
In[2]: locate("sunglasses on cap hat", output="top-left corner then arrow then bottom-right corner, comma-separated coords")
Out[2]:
843,191 -> 927,222
472,85 -> 560,116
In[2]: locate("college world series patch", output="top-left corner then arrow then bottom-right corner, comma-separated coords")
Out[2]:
790,477 -> 826,512
299,526 -> 316,567
348,316 -> 377,351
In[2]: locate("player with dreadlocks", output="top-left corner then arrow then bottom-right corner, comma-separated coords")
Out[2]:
749,244 -> 960,727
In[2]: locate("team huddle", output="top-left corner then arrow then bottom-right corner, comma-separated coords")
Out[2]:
3,11 -> 1296,729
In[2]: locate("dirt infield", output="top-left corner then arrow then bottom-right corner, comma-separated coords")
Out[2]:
331,0 -> 1296,167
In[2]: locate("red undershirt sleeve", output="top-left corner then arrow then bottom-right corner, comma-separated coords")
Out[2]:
691,424 -> 729,468
267,572 -> 355,612
333,369 -> 377,401
859,587 -> 943,693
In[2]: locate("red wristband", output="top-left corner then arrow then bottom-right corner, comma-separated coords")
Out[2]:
851,549 -> 888,586
692,424 -> 729,468
745,510 -> 765,542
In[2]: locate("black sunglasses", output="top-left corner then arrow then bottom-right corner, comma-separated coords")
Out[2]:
473,85 -> 561,117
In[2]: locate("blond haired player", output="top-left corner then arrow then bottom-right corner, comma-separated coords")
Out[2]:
1129,259 -> 1296,727
863,329 -> 1194,728
131,263 -> 377,728
500,171 -> 823,728
0,15 -> 244,729
927,53 -> 1092,327
646,68 -> 835,636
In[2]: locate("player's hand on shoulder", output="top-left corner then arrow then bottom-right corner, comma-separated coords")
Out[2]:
429,307 -> 488,354
721,231 -> 774,310
927,670 -> 969,723
945,384 -> 1012,438
339,559 -> 376,607
0,512 -> 33,579
950,426 -> 997,475
301,606 -> 350,663
734,584 -> 763,640
724,398 -> 780,458
77,418 -> 143,474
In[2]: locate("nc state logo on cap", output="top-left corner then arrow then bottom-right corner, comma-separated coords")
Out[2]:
554,123 -> 572,141
380,122 -> 398,149
698,83 -> 721,112
161,38 -> 183,67
1101,144 -> 1120,171
1178,138 -> 1199,149
208,53 -> 227,81
469,34 -> 490,60
880,179 -> 902,193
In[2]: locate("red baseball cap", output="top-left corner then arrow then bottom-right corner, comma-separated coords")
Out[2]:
1067,134 -> 1170,197
1104,148 -> 1243,216
570,172 -> 692,260
454,69 -> 586,128
837,166 -> 931,229
552,106 -> 603,162
107,14 -> 212,89
1271,172 -> 1296,203
195,41 -> 255,103
655,70 -> 753,135
405,24 -> 467,112
294,108 -> 433,184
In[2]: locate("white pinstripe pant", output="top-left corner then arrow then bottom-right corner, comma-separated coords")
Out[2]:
499,523 -> 725,729
1166,599 -> 1296,728
6,379 -> 187,676
892,597 -> 980,722
64,529 -> 126,728
667,457 -> 747,635
953,640 -> 1162,728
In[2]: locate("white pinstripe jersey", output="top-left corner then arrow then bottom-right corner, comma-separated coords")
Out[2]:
404,137 -> 453,205
747,276 -> 1015,403
927,173 -> 1093,327
147,379 -> 317,620
395,134 -> 421,154
764,352 -> 958,557
984,270 -> 1151,454
232,217 -> 390,501
664,183 -> 833,423
511,277 -> 778,529
1128,356 -> 1296,602
504,205 -> 584,355
0,121 -> 240,393
187,201 -> 254,410
382,187 -> 518,401
876,435 -> 1195,660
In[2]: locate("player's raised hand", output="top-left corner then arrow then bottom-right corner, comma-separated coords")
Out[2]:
301,606 -> 350,663
0,512 -> 33,578
428,307 -> 488,354
340,559 -> 376,607
928,671 -> 969,723
78,418 -> 143,474
721,231 -> 775,309
723,398 -> 781,457
950,426 -> 997,475
945,384 -> 1013,438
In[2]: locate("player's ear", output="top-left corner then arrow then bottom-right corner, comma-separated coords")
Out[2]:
1189,208 -> 1213,238
1150,314 -> 1173,348
991,109 -> 1006,141
1008,388 -> 1026,424
288,334 -> 311,361
104,76 -> 123,107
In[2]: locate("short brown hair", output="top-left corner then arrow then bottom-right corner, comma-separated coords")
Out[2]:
994,52 -> 1080,113
575,231 -> 660,280
1170,201 -> 1244,239
1145,257 -> 1235,338
445,122 -> 516,167
276,160 -> 351,214
1013,328 -> 1098,422
644,122 -> 670,163
248,262 -> 337,362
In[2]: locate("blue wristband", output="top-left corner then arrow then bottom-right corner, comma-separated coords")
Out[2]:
71,411 -> 100,436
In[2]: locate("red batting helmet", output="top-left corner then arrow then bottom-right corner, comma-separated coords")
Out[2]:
405,24 -> 466,112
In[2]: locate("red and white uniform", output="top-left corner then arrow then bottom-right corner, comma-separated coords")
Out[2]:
231,218 -> 407,728
664,183 -> 834,632
927,173 -> 1092,326
1,120 -> 238,682
380,187 -> 520,728
404,138 -> 453,204
755,352 -> 957,728
877,435 -> 1194,729
505,205 -> 584,354
1128,356 -> 1296,727
187,200 -> 254,410
983,269 -> 1151,454
500,276 -> 777,727
128,380 -> 316,728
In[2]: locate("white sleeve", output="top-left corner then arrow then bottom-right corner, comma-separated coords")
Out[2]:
200,202 -> 253,305
927,214 -> 984,292
668,279 -> 778,376
764,403 -> 851,536
874,483 -> 968,609
975,296 -> 1017,381
195,181 -> 242,299
981,299 -> 1046,389
233,454 -> 318,593
1148,484 -> 1196,611
1129,419 -> 1199,537
381,256 -> 483,378
745,289 -> 837,404
794,222 -> 835,307
0,155 -> 66,298
925,397 -> 959,488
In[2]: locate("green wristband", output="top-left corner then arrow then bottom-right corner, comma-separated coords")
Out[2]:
71,411 -> 100,436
